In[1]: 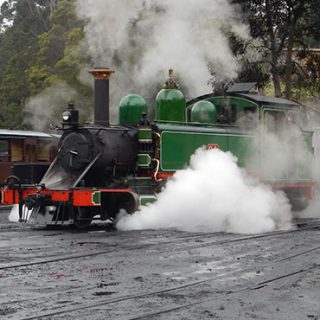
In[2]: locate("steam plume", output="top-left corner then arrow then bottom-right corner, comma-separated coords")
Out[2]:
248,123 -> 314,182
116,148 -> 292,234
76,0 -> 248,112
24,83 -> 91,131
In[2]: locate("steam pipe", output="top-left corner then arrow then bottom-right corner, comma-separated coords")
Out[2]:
89,68 -> 115,126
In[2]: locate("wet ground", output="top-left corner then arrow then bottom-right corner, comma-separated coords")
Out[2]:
0,209 -> 320,319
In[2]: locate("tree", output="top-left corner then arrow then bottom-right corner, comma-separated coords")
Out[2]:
28,0 -> 89,92
0,0 -> 51,128
24,0 -> 91,129
0,0 -> 90,129
235,0 -> 320,98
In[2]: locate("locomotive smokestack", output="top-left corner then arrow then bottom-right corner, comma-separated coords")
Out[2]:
89,68 -> 115,126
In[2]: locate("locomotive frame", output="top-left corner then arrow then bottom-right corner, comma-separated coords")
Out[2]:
1,68 -> 315,227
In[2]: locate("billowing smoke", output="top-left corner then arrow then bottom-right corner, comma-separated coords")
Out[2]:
117,116 -> 316,234
24,83 -> 91,131
116,148 -> 292,234
297,125 -> 320,219
248,121 -> 314,182
76,0 -> 248,112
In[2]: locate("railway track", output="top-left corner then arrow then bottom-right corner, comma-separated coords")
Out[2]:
127,260 -> 320,320
14,264 -> 320,320
13,240 -> 320,320
0,219 -> 319,319
126,262 -> 320,320
1,219 -> 319,271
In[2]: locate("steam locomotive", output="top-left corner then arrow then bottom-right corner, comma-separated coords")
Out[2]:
1,68 -> 315,227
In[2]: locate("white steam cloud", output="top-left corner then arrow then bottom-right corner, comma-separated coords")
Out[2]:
24,83 -> 78,131
76,0 -> 248,109
248,123 -> 314,182
116,148 -> 292,234
24,83 -> 91,131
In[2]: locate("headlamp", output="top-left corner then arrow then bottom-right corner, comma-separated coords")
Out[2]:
62,111 -> 71,121
62,102 -> 79,127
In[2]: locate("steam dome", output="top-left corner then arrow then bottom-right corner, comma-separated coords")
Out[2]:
119,94 -> 148,125
155,89 -> 186,122
191,100 -> 217,124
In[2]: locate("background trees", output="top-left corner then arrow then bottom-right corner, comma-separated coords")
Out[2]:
0,0 -> 319,130
234,0 -> 320,99
0,0 -> 51,127
0,0 -> 89,129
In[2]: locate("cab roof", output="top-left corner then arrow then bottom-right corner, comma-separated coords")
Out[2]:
235,93 -> 299,107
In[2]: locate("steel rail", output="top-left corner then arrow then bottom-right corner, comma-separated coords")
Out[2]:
17,261 -> 320,320
126,264 -> 320,320
11,225 -> 320,320
1,221 -> 319,271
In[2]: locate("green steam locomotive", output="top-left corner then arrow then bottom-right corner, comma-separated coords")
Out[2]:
1,68 -> 315,227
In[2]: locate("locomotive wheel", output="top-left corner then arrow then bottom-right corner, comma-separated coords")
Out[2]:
289,197 -> 309,212
114,193 -> 139,216
73,207 -> 93,229
284,189 -> 309,212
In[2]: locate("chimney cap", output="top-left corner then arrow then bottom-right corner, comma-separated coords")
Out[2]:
89,68 -> 115,80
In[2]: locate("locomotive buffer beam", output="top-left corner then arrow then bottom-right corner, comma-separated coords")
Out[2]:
24,193 -> 51,211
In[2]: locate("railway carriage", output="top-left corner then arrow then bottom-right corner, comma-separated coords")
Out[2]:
1,68 -> 315,227
0,130 -> 59,186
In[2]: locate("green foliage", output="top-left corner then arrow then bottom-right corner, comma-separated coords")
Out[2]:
31,0 -> 89,84
0,103 -> 24,129
26,65 -> 52,94
227,32 -> 270,88
0,0 -> 91,130
0,0 -> 51,128
291,50 -> 320,101
234,0 -> 320,99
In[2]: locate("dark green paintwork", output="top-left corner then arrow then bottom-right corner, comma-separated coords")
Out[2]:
191,100 -> 217,124
139,195 -> 157,206
155,89 -> 186,122
208,96 -> 258,113
138,128 -> 152,142
155,94 -> 313,183
159,125 -> 254,171
119,94 -> 148,125
137,154 -> 152,167
92,191 -> 101,205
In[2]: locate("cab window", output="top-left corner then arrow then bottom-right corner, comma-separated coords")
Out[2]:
216,103 -> 237,124
236,106 -> 258,129
264,110 -> 287,133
